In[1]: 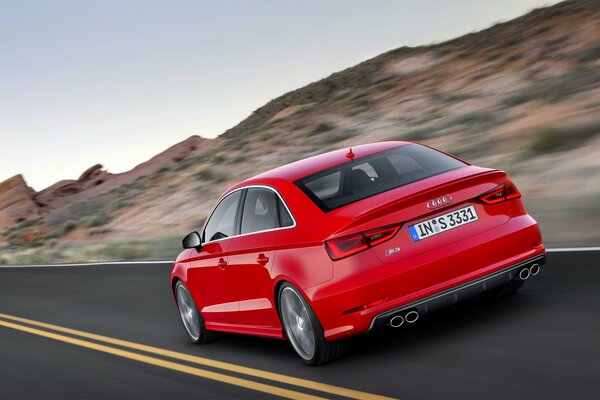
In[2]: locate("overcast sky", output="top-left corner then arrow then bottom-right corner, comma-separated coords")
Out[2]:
1,0 -> 560,190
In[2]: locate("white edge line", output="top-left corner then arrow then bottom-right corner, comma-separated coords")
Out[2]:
546,247 -> 600,253
0,247 -> 599,268
0,260 -> 173,268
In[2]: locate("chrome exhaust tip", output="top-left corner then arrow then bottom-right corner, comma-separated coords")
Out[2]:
405,310 -> 419,324
530,263 -> 540,276
518,267 -> 530,280
389,315 -> 404,328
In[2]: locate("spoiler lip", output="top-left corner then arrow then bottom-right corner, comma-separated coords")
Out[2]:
324,168 -> 507,241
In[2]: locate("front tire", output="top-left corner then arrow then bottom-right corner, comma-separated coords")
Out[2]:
175,281 -> 217,344
278,283 -> 345,365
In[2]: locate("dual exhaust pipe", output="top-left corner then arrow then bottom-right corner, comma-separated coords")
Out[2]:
517,263 -> 540,280
387,263 -> 541,328
388,310 -> 419,328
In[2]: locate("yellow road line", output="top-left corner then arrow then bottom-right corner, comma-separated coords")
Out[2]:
0,313 -> 395,400
0,318 -> 323,400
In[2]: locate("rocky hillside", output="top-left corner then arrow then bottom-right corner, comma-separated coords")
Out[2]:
1,0 -> 600,264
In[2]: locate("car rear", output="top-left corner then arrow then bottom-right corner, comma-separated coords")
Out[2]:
294,142 -> 545,341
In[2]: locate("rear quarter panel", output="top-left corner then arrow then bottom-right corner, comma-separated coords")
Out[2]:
268,179 -> 336,290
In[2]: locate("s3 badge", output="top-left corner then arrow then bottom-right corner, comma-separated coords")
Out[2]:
385,247 -> 401,256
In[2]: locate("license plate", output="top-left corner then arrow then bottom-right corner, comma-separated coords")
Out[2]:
408,205 -> 478,242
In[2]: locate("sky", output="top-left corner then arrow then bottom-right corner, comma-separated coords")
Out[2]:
0,0 -> 560,191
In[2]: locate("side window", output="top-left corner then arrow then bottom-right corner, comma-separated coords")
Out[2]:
278,198 -> 294,228
204,191 -> 242,242
241,188 -> 279,235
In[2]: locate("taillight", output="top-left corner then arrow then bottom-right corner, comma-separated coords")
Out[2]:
324,233 -> 368,260
324,224 -> 401,261
479,180 -> 521,204
364,225 -> 401,246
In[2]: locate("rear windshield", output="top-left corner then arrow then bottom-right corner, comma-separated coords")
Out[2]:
295,144 -> 466,212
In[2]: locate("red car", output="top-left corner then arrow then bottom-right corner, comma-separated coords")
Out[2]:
171,141 -> 545,365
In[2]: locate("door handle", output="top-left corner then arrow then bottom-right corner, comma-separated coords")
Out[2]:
217,258 -> 227,269
256,254 -> 269,266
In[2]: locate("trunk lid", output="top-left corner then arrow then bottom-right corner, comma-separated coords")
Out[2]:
327,166 -> 511,263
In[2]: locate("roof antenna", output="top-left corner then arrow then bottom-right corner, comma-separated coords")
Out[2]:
345,147 -> 355,160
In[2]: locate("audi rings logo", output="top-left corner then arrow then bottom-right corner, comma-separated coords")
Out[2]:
427,195 -> 452,210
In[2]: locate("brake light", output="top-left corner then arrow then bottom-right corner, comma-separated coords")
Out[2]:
364,225 -> 402,246
504,180 -> 522,200
479,180 -> 521,204
324,224 -> 401,261
324,233 -> 368,260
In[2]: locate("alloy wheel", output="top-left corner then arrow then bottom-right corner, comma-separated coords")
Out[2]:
176,284 -> 200,341
280,287 -> 316,360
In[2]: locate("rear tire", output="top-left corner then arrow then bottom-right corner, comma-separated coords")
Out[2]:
278,283 -> 345,366
482,280 -> 525,299
508,279 -> 525,294
175,281 -> 217,344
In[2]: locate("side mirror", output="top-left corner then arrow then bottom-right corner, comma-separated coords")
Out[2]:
182,231 -> 202,250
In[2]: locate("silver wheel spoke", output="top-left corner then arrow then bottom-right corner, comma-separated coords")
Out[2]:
281,287 -> 316,360
177,286 -> 200,340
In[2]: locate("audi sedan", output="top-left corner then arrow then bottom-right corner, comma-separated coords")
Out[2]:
171,141 -> 545,365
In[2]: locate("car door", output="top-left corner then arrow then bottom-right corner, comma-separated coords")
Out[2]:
227,187 -> 295,328
187,190 -> 242,326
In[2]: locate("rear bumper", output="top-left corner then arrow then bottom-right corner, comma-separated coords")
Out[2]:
306,214 -> 545,341
368,254 -> 546,331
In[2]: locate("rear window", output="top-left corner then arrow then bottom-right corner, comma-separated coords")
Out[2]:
295,144 -> 466,212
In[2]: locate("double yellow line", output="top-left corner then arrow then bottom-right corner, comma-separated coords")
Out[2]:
0,313 -> 394,400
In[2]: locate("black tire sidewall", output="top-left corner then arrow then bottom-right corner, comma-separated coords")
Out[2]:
509,279 -> 525,294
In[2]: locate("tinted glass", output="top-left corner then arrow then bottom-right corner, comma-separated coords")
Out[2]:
305,171 -> 341,199
241,188 -> 279,234
278,198 -> 294,228
204,190 -> 241,242
296,144 -> 466,212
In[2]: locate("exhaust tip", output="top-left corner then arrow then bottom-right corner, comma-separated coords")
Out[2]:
519,268 -> 530,280
405,310 -> 419,324
389,315 -> 404,328
530,263 -> 540,276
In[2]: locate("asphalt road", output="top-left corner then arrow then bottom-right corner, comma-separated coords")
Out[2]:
0,251 -> 598,399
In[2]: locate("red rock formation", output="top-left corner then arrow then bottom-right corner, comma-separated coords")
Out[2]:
34,164 -> 113,209
1,135 -> 210,226
0,175 -> 40,226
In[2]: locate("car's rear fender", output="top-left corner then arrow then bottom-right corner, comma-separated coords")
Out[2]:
271,241 -> 334,290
